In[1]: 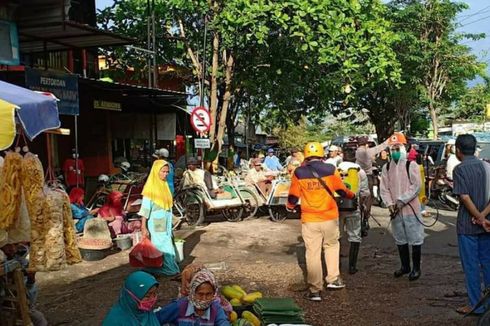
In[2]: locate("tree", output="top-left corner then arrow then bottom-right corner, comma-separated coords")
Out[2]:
98,0 -> 401,152
447,82 -> 490,122
351,0 -> 486,140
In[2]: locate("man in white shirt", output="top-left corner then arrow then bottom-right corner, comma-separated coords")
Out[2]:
446,145 -> 461,180
325,145 -> 343,167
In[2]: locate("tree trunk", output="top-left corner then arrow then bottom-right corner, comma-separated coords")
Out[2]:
429,102 -> 438,139
216,52 -> 235,151
208,32 -> 220,143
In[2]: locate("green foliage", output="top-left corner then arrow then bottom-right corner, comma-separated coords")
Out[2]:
447,83 -> 490,122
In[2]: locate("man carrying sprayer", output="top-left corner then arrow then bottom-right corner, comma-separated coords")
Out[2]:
287,142 -> 356,301
338,147 -> 370,274
380,133 -> 424,281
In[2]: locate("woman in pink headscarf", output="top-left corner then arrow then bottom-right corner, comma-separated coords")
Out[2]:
98,191 -> 128,237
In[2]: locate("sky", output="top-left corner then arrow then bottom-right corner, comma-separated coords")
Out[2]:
95,0 -> 490,68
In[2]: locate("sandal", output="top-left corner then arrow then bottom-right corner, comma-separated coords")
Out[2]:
455,305 -> 473,314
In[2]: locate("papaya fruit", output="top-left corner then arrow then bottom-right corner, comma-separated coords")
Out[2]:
242,311 -> 261,326
230,298 -> 242,306
230,311 -> 238,322
232,284 -> 247,296
233,319 -> 253,326
242,291 -> 263,304
221,285 -> 245,300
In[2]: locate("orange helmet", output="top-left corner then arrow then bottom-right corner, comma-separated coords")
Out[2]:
388,132 -> 407,145
304,142 -> 325,159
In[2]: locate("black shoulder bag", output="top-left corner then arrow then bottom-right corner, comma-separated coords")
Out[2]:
306,165 -> 358,212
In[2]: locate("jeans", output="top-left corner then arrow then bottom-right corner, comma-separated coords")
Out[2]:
458,233 -> 490,313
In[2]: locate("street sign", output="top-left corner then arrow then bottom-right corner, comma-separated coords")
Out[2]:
190,106 -> 211,133
194,138 -> 211,149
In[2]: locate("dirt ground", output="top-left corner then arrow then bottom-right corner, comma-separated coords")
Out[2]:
36,206 -> 479,325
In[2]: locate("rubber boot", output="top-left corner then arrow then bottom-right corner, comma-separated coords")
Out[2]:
349,242 -> 360,274
394,244 -> 411,278
409,245 -> 421,281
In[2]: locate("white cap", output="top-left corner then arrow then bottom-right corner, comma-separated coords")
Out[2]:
153,148 -> 169,158
447,139 -> 456,145
329,145 -> 340,152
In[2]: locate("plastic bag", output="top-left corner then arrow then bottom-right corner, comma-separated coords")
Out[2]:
129,237 -> 163,267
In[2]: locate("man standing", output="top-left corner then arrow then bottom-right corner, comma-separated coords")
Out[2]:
325,145 -> 343,167
452,134 -> 490,315
356,136 -> 390,216
338,147 -> 370,274
264,148 -> 282,171
446,142 -> 460,181
380,134 -> 424,281
287,142 -> 355,301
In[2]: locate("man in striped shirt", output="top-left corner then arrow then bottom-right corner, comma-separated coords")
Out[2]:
452,134 -> 490,315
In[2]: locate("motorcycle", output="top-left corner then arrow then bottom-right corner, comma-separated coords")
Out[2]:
86,162 -> 148,219
427,165 -> 458,211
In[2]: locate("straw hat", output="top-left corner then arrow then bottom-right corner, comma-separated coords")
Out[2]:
78,218 -> 113,250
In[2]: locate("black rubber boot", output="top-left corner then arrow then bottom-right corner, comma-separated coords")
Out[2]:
394,244 -> 411,278
409,245 -> 421,281
349,242 -> 360,274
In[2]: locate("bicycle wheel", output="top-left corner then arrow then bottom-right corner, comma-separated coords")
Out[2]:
268,206 -> 288,222
240,188 -> 259,219
222,206 -> 244,222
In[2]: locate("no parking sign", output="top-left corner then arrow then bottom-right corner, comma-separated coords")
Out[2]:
190,106 -> 211,133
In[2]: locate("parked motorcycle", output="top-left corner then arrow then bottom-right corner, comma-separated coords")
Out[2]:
86,162 -> 147,219
427,165 -> 458,211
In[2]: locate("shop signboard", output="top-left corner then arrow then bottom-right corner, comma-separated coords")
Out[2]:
93,100 -> 122,111
194,138 -> 210,149
25,68 -> 79,115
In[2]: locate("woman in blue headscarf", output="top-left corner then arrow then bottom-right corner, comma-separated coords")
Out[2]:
102,271 -> 160,326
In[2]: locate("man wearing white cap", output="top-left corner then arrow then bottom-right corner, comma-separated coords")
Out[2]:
325,145 -> 343,167
153,148 -> 175,195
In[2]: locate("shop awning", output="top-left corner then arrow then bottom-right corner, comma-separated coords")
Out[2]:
78,77 -> 188,113
18,20 -> 135,53
0,80 -> 60,146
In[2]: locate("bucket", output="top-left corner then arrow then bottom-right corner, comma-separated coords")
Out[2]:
174,239 -> 185,263
114,235 -> 133,251
133,231 -> 142,245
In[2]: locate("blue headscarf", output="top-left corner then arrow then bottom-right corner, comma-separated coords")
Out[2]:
102,271 -> 160,326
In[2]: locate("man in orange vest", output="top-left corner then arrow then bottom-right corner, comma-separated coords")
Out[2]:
287,142 -> 356,301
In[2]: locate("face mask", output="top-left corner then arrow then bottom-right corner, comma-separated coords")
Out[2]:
391,151 -> 401,162
126,289 -> 158,311
192,298 -> 214,310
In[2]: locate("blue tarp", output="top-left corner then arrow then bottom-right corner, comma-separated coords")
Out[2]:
0,80 -> 60,140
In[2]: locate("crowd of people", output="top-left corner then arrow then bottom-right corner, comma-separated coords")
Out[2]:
45,134 -> 490,323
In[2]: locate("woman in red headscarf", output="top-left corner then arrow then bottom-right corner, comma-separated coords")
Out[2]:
69,187 -> 98,233
98,191 -> 128,237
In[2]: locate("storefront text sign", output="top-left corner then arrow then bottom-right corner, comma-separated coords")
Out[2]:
194,138 -> 211,149
190,106 -> 211,133
93,100 -> 122,111
25,68 -> 79,115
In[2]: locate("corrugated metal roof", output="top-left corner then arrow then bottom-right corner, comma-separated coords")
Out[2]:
18,20 -> 135,53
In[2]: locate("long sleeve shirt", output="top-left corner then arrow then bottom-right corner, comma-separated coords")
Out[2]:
155,298 -> 230,326
356,140 -> 389,175
287,160 -> 355,223
380,159 -> 421,217
264,155 -> 282,171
